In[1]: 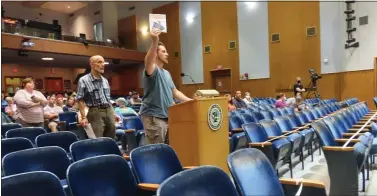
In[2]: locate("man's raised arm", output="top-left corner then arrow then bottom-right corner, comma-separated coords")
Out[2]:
144,28 -> 161,75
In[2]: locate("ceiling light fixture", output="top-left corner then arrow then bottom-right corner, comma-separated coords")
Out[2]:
104,62 -> 109,65
67,6 -> 71,9
42,57 -> 54,61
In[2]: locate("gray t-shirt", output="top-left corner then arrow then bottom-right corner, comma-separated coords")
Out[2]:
140,66 -> 176,119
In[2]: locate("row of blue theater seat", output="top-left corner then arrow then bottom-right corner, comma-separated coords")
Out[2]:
228,100 -> 342,176
1,142 -> 327,196
310,100 -> 377,195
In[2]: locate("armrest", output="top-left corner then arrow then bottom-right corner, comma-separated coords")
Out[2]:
183,166 -> 197,170
342,133 -> 363,137
323,146 -> 354,151
138,183 -> 159,191
125,129 -> 136,133
352,125 -> 372,128
335,139 -> 360,143
348,128 -> 369,132
123,155 -> 130,161
279,178 -> 326,189
232,128 -> 243,133
57,121 -> 67,131
249,142 -> 272,147
283,129 -> 299,134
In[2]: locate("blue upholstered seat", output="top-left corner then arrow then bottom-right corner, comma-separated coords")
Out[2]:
157,166 -> 239,196
1,137 -> 33,160
1,171 -> 66,196
70,137 -> 122,162
5,127 -> 46,145
67,155 -> 138,196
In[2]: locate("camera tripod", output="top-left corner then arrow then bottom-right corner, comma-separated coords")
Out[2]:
305,80 -> 320,99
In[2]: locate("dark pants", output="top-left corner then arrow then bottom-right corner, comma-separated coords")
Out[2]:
16,118 -> 44,128
87,107 -> 116,139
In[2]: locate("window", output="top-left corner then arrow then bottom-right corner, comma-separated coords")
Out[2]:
93,22 -> 103,41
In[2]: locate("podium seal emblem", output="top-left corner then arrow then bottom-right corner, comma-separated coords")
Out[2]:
208,104 -> 223,131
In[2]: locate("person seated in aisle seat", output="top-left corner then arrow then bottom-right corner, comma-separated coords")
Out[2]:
63,96 -> 78,112
114,98 -> 138,117
275,93 -> 288,108
5,96 -> 17,119
225,94 -> 236,112
232,90 -> 248,109
294,97 -> 310,112
243,92 -> 253,104
129,92 -> 142,105
286,92 -> 301,106
44,96 -> 64,132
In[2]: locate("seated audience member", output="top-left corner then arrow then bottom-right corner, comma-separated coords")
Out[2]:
5,97 -> 17,118
44,96 -> 64,132
63,96 -> 78,112
126,91 -> 133,100
225,94 -> 236,112
114,98 -> 138,116
243,92 -> 253,104
13,78 -> 47,128
56,96 -> 64,108
129,92 -> 142,105
275,93 -> 288,108
1,91 -> 8,107
294,97 -> 310,112
232,91 -> 248,109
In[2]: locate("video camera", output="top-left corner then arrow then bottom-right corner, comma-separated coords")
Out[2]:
309,68 -> 322,82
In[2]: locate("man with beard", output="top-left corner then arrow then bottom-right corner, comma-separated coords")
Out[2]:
76,55 -> 115,138
140,28 -> 191,144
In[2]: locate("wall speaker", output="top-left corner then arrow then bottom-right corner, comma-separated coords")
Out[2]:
271,33 -> 280,43
306,26 -> 317,37
204,45 -> 211,53
228,40 -> 236,50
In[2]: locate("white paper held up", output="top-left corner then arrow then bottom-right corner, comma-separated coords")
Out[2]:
149,14 -> 167,33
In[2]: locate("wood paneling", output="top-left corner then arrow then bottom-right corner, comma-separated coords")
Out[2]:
2,64 -> 80,92
178,2 -> 240,97
152,2 -> 182,89
110,66 -> 143,96
118,15 -> 137,50
2,33 -> 145,62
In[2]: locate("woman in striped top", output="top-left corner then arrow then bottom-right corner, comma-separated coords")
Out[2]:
13,78 -> 48,128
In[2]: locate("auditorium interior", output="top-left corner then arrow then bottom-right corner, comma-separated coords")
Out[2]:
1,1 -> 377,196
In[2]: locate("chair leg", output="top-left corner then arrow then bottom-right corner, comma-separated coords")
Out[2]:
289,158 -> 293,178
310,144 -> 314,162
367,157 -> 370,180
301,149 -> 304,170
318,141 -> 321,155
361,166 -> 365,192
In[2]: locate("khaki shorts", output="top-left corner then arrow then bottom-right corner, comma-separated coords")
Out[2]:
141,115 -> 168,144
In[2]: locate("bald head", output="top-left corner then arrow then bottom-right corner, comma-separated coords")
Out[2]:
89,55 -> 105,75
89,55 -> 104,65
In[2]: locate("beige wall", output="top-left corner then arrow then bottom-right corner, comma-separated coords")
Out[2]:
2,64 -> 85,93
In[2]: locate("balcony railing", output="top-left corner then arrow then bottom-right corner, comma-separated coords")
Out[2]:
1,18 -> 122,48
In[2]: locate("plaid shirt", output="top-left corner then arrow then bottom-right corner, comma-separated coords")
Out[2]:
76,73 -> 111,107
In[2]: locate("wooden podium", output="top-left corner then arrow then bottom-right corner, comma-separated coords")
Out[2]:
168,97 -> 229,173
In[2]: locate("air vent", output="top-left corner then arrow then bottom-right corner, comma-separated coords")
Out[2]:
69,13 -> 74,18
306,26 -> 317,37
228,40 -> 236,50
94,10 -> 100,15
129,6 -> 135,11
359,16 -> 368,25
204,45 -> 211,54
174,52 -> 179,58
271,33 -> 280,43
